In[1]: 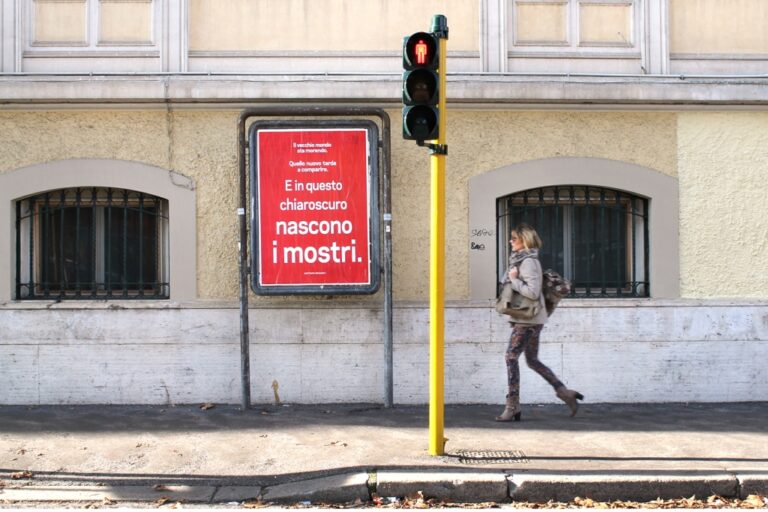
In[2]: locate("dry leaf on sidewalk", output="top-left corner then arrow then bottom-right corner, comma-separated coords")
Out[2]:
10,471 -> 33,479
742,495 -> 767,508
243,500 -> 272,509
200,403 -> 215,410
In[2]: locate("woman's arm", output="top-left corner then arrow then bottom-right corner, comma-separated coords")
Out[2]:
508,258 -> 542,300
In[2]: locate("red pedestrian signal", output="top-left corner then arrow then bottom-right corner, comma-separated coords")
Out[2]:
415,39 -> 428,65
403,32 -> 438,70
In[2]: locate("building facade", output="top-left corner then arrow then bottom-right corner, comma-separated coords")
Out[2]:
1,0 -> 767,405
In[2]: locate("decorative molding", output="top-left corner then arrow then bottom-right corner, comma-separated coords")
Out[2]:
508,50 -> 641,58
2,74 -> 768,105
187,50 -> 480,58
671,53 -> 768,61
22,49 -> 159,57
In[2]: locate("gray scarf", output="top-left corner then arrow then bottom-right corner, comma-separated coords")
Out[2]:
503,248 -> 539,283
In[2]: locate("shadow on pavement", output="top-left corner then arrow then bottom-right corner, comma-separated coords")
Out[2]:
0,402 -> 767,433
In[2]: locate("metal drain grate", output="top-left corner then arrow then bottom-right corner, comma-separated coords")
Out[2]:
455,449 -> 529,464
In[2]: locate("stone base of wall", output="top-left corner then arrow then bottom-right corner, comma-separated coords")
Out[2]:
1,300 -> 766,405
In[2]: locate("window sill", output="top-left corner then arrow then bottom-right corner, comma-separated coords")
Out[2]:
2,297 -> 768,311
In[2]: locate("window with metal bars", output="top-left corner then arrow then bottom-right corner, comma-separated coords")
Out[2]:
497,185 -> 649,298
15,187 -> 169,300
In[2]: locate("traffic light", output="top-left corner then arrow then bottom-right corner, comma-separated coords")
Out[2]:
402,31 -> 440,141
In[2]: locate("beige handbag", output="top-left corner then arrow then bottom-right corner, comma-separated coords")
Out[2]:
495,282 -> 540,320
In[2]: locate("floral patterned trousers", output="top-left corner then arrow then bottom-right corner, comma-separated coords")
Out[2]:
505,324 -> 564,400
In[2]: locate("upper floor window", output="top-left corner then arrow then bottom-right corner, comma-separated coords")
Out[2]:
507,0 -> 643,73
30,0 -> 156,47
497,185 -> 649,298
511,0 -> 636,49
16,187 -> 169,300
19,0 -> 162,72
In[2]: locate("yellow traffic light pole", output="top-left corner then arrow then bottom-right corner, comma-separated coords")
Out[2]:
429,17 -> 448,456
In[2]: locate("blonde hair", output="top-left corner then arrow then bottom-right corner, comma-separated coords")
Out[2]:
511,223 -> 542,250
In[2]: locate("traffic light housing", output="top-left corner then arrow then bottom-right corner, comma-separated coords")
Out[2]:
402,31 -> 440,141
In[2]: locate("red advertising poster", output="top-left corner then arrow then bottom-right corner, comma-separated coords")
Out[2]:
251,124 -> 378,293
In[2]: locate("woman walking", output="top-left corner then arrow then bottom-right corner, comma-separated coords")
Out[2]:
496,223 -> 583,422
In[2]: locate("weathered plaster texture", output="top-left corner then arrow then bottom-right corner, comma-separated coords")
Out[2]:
169,110 -> 241,299
0,110 -> 678,301
0,110 -> 243,299
391,110 -> 678,300
0,111 -> 170,172
2,302 -> 766,405
678,112 -> 768,298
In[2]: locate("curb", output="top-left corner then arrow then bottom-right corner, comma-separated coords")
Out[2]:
1,471 -> 766,505
509,473 -> 739,503
741,474 -> 768,497
260,472 -> 370,503
377,471 -> 508,503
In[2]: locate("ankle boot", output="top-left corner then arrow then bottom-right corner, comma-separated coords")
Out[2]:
495,394 -> 521,422
555,386 -> 584,417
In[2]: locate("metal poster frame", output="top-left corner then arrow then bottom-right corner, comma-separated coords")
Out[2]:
249,120 -> 381,296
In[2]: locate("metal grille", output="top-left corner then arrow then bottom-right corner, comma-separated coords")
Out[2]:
456,449 -> 529,464
16,187 -> 169,300
497,185 -> 649,298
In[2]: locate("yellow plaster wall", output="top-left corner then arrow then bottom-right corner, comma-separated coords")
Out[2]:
0,110 -> 690,302
0,111 -> 169,170
678,112 -> 768,298
0,110 -> 241,300
392,110 -> 678,300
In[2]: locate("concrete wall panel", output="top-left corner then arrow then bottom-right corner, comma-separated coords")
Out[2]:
36,343 -> 238,404
2,302 -> 766,405
0,345 -> 40,404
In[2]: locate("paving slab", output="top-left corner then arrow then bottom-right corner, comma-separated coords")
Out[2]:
0,403 -> 766,504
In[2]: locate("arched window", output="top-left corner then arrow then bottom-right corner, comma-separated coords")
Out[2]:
15,187 -> 169,300
0,159 -> 196,303
469,158 -> 678,300
497,185 -> 649,298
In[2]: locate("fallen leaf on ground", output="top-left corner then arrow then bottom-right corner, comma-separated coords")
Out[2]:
200,403 -> 215,410
243,500 -> 272,508
742,495 -> 767,508
10,471 -> 32,480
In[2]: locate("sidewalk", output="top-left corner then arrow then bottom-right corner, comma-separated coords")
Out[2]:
1,402 -> 767,506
